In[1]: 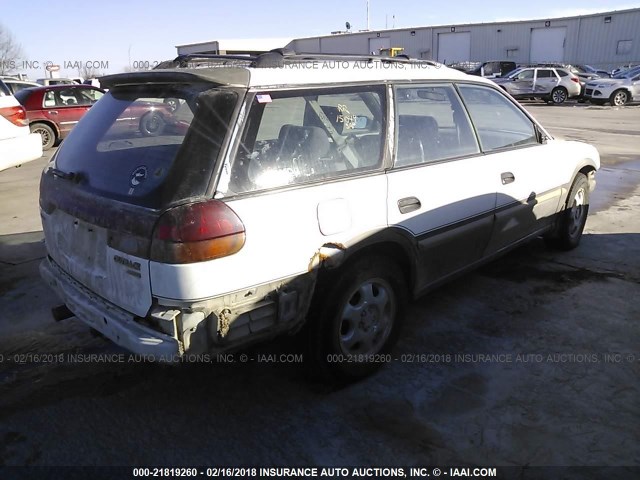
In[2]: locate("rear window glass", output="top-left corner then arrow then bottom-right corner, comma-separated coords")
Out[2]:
53,84 -> 238,208
14,89 -> 33,104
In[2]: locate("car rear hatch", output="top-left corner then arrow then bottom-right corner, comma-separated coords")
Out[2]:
40,72 -> 243,316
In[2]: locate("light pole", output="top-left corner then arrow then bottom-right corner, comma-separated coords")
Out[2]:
367,0 -> 370,30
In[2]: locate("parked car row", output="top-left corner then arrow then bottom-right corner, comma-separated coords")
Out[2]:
583,65 -> 640,106
449,61 -> 638,106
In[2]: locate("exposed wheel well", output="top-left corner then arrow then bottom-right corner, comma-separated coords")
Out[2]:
317,241 -> 415,296
578,165 -> 596,177
31,120 -> 59,138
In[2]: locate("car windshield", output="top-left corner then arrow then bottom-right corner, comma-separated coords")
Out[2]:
52,83 -> 239,209
504,68 -> 523,78
613,67 -> 640,79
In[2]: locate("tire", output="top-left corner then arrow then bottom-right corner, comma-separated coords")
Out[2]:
551,87 -> 567,104
610,89 -> 629,106
30,123 -> 56,150
546,173 -> 590,250
163,98 -> 179,112
307,255 -> 407,381
139,111 -> 165,136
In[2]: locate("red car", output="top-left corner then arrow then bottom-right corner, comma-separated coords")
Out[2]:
15,85 -> 105,150
16,85 -> 182,150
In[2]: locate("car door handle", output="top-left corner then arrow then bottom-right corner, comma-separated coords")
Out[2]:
501,172 -> 515,185
49,111 -> 58,115
398,196 -> 421,214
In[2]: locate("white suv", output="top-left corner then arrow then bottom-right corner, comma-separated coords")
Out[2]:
0,79 -> 43,171
39,53 -> 599,380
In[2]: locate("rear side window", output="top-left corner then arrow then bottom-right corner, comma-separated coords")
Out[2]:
221,85 -> 385,195
536,70 -> 554,78
53,84 -> 238,208
557,69 -> 569,77
457,84 -> 538,151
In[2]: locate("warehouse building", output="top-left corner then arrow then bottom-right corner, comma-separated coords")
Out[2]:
176,38 -> 292,56
287,8 -> 640,71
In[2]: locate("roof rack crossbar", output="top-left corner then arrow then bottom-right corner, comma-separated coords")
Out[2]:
154,50 -> 442,70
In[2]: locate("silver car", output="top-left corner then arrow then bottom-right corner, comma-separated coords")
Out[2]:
493,67 -> 582,104
584,66 -> 640,106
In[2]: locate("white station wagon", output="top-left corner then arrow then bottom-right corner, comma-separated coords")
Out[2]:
40,52 -> 599,380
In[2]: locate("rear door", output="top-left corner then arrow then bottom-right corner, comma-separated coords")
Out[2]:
533,68 -> 559,95
386,83 -> 498,290
42,88 -> 90,136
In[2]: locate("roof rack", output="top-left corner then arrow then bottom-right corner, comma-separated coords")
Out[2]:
154,49 -> 441,70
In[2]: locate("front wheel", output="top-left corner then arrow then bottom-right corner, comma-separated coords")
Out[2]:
307,255 -> 407,381
551,87 -> 567,104
610,89 -> 629,106
546,173 -> 590,250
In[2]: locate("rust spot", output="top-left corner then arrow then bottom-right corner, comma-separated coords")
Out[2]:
307,243 -> 347,272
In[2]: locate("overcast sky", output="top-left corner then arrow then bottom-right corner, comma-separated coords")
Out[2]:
2,0 -> 637,77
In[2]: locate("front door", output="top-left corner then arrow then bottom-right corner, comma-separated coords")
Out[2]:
456,84 -> 564,254
387,83 -> 499,290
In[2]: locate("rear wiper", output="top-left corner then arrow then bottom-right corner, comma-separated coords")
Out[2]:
51,168 -> 78,181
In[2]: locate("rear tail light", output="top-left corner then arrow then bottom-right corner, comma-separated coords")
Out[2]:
151,200 -> 245,264
570,77 -> 580,83
0,105 -> 29,127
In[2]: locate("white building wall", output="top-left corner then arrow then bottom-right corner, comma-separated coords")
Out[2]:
287,8 -> 640,71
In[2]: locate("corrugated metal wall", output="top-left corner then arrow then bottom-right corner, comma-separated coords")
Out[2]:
288,8 -> 640,71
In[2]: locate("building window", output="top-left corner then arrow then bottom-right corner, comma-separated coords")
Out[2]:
506,48 -> 519,58
604,16 -> 612,23
617,40 -> 632,55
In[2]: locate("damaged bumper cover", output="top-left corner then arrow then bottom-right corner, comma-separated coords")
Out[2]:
40,257 -> 180,359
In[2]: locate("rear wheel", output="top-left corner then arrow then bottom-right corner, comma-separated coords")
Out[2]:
163,98 -> 179,112
610,89 -> 629,106
551,87 -> 567,104
546,173 -> 590,250
139,111 -> 165,136
307,255 -> 407,381
30,123 -> 56,150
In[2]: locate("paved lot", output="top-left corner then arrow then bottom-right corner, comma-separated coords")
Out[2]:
0,103 -> 638,470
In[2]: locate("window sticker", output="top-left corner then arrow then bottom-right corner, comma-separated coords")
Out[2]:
256,94 -> 272,104
336,104 -> 357,130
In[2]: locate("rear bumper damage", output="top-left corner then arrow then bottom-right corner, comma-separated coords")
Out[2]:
40,256 -> 180,359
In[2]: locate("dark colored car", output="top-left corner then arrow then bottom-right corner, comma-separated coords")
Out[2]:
468,61 -> 517,78
15,85 -> 106,149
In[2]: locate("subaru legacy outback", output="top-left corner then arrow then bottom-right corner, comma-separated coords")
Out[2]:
40,52 -> 599,380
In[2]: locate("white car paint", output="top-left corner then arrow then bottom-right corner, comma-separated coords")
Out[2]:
0,93 -> 43,171
584,69 -> 640,104
150,175 -> 387,302
39,58 -> 601,360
